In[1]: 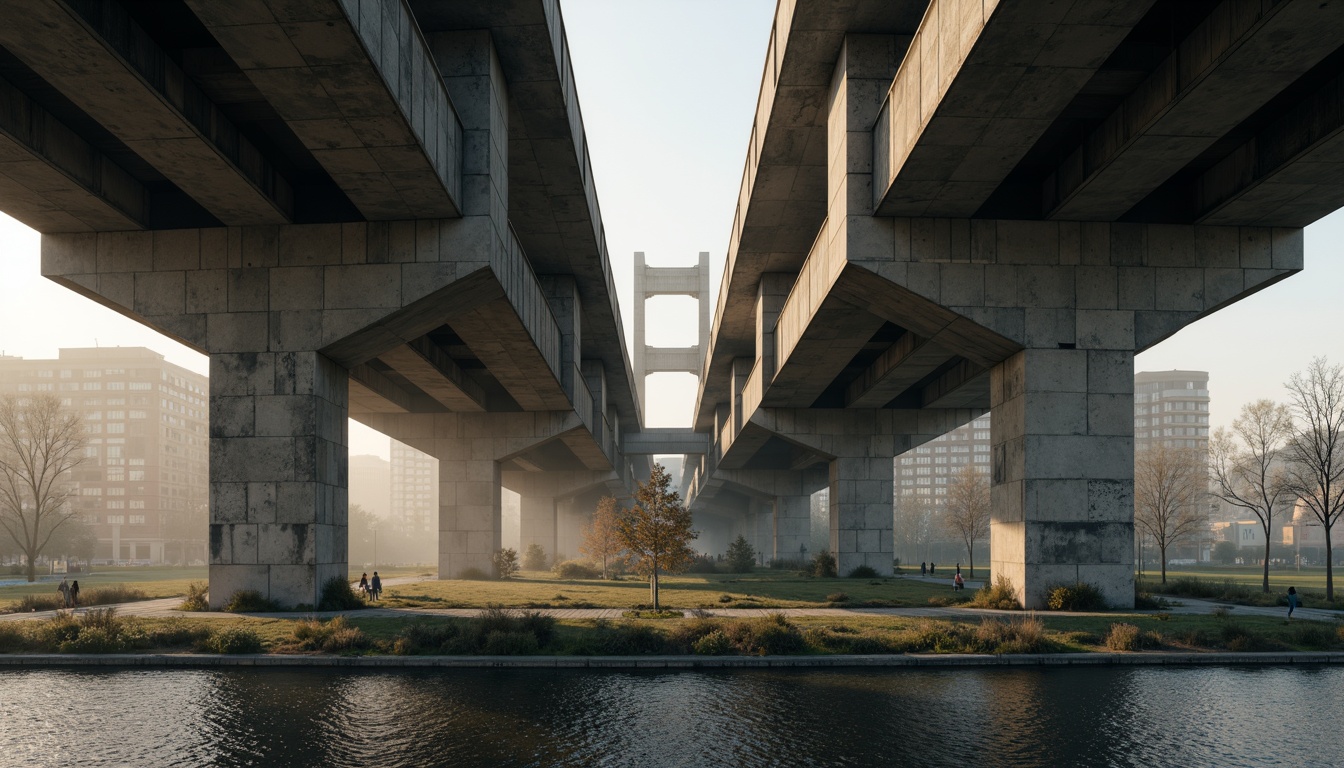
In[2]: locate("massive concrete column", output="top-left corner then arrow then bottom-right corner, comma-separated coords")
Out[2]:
519,495 -> 558,563
209,351 -> 348,608
773,495 -> 811,562
991,348 -> 1134,608
828,456 -> 894,576
438,456 -> 501,578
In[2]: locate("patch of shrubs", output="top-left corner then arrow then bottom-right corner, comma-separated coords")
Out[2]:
492,548 -> 519,579
12,586 -> 151,614
288,616 -> 370,653
391,606 -> 556,656
199,626 -> 264,654
457,567 -> 491,581
552,560 -> 601,580
825,592 -> 850,604
808,551 -> 837,578
725,535 -> 757,574
223,590 -> 284,613
686,556 -> 719,574
966,575 -> 1021,610
847,566 -> 879,579
1103,622 -> 1163,652
317,577 -> 365,611
1046,582 -> 1106,612
179,582 -> 209,611
522,544 -> 550,571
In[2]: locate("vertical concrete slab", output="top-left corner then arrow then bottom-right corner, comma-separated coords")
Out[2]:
209,351 -> 348,608
772,495 -> 812,562
438,456 -> 501,578
519,495 -> 557,565
990,348 -> 1135,609
829,456 -> 895,576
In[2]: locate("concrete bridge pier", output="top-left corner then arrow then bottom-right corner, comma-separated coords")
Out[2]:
209,351 -> 350,608
772,495 -> 812,563
827,456 -> 894,576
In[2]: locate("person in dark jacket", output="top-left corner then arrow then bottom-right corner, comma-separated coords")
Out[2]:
370,572 -> 382,601
69,580 -> 80,607
1287,586 -> 1299,621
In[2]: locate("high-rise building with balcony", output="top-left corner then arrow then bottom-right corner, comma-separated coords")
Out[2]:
1134,370 -> 1211,452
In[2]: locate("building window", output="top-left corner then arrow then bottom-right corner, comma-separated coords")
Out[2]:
107,515 -> 124,524
129,515 -> 145,525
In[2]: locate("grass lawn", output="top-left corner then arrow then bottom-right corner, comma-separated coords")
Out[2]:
0,564 -> 434,612
1144,565 -> 1336,591
380,569 -> 965,610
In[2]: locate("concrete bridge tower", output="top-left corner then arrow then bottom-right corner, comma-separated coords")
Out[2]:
632,252 -> 711,420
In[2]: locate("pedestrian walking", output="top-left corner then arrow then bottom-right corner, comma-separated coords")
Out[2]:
69,580 -> 80,608
57,577 -> 71,608
370,571 -> 382,601
930,563 -> 936,575
358,572 -> 370,598
1287,586 -> 1299,621
953,572 -> 965,591
956,563 -> 961,576
920,562 -> 927,577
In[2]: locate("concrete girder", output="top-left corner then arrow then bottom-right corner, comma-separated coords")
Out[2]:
0,0 -> 294,225
1196,70 -> 1344,227
378,338 -> 487,413
185,0 -> 464,220
0,76 -> 146,232
348,364 -> 417,414
873,0 -> 1153,218
845,331 -> 950,408
1046,0 -> 1344,221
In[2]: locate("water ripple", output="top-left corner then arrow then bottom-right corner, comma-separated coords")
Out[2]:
0,665 -> 1339,767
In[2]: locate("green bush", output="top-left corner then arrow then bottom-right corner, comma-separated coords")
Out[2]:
552,560 -> 601,579
179,582 -> 209,612
686,556 -> 719,574
692,630 -> 734,655
223,590 -> 283,613
290,616 -> 369,652
589,622 -> 666,655
1104,622 -> 1143,651
199,626 -> 264,654
16,594 -> 64,612
1046,582 -> 1106,611
971,616 -> 1049,654
722,613 -> 806,656
809,551 -> 837,578
725,535 -> 757,573
967,575 -> 1020,610
82,586 -> 149,607
522,544 -> 549,571
146,619 -> 210,648
847,565 -> 879,579
458,567 -> 491,580
492,548 -> 519,579
317,577 -> 365,611
0,622 -> 33,651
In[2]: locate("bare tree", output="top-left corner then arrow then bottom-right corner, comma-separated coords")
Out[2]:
894,493 -> 935,566
580,495 -> 626,579
943,464 -> 990,578
0,394 -> 87,582
1282,357 -> 1344,600
1134,443 -> 1207,584
617,464 -> 697,610
1209,400 -> 1294,593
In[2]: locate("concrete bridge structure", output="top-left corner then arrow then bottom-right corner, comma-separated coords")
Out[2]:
685,0 -> 1344,607
0,0 -> 1338,608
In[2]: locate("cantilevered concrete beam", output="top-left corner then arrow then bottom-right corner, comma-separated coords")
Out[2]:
0,77 -> 146,232
622,429 -> 710,456
348,364 -> 415,414
874,0 -> 1151,218
1046,0 -> 1344,221
1196,70 -> 1344,227
0,0 -> 294,225
379,338 -> 486,412
185,0 -> 463,220
845,331 -> 949,408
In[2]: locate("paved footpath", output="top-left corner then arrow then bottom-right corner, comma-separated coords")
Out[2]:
4,577 -> 1340,624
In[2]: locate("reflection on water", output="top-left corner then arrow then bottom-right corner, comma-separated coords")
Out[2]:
0,665 -> 1338,767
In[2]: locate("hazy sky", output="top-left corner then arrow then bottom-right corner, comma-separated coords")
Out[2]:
1,0 -> 1341,458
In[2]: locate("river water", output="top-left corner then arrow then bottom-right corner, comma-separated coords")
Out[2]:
0,665 -> 1337,767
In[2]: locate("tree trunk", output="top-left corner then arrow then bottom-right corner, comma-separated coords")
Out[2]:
1159,541 -> 1167,584
650,570 -> 660,611
24,549 -> 36,583
1261,531 -> 1271,593
1326,525 -> 1335,602
601,554 -> 608,580
969,554 -> 974,580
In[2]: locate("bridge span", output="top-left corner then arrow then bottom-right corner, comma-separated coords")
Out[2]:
685,0 -> 1343,606
0,0 -> 1339,609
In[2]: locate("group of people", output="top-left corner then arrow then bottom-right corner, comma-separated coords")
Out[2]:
918,562 -> 966,590
357,572 -> 382,601
56,578 -> 80,608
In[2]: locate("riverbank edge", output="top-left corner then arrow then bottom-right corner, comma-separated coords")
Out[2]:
0,651 -> 1342,670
